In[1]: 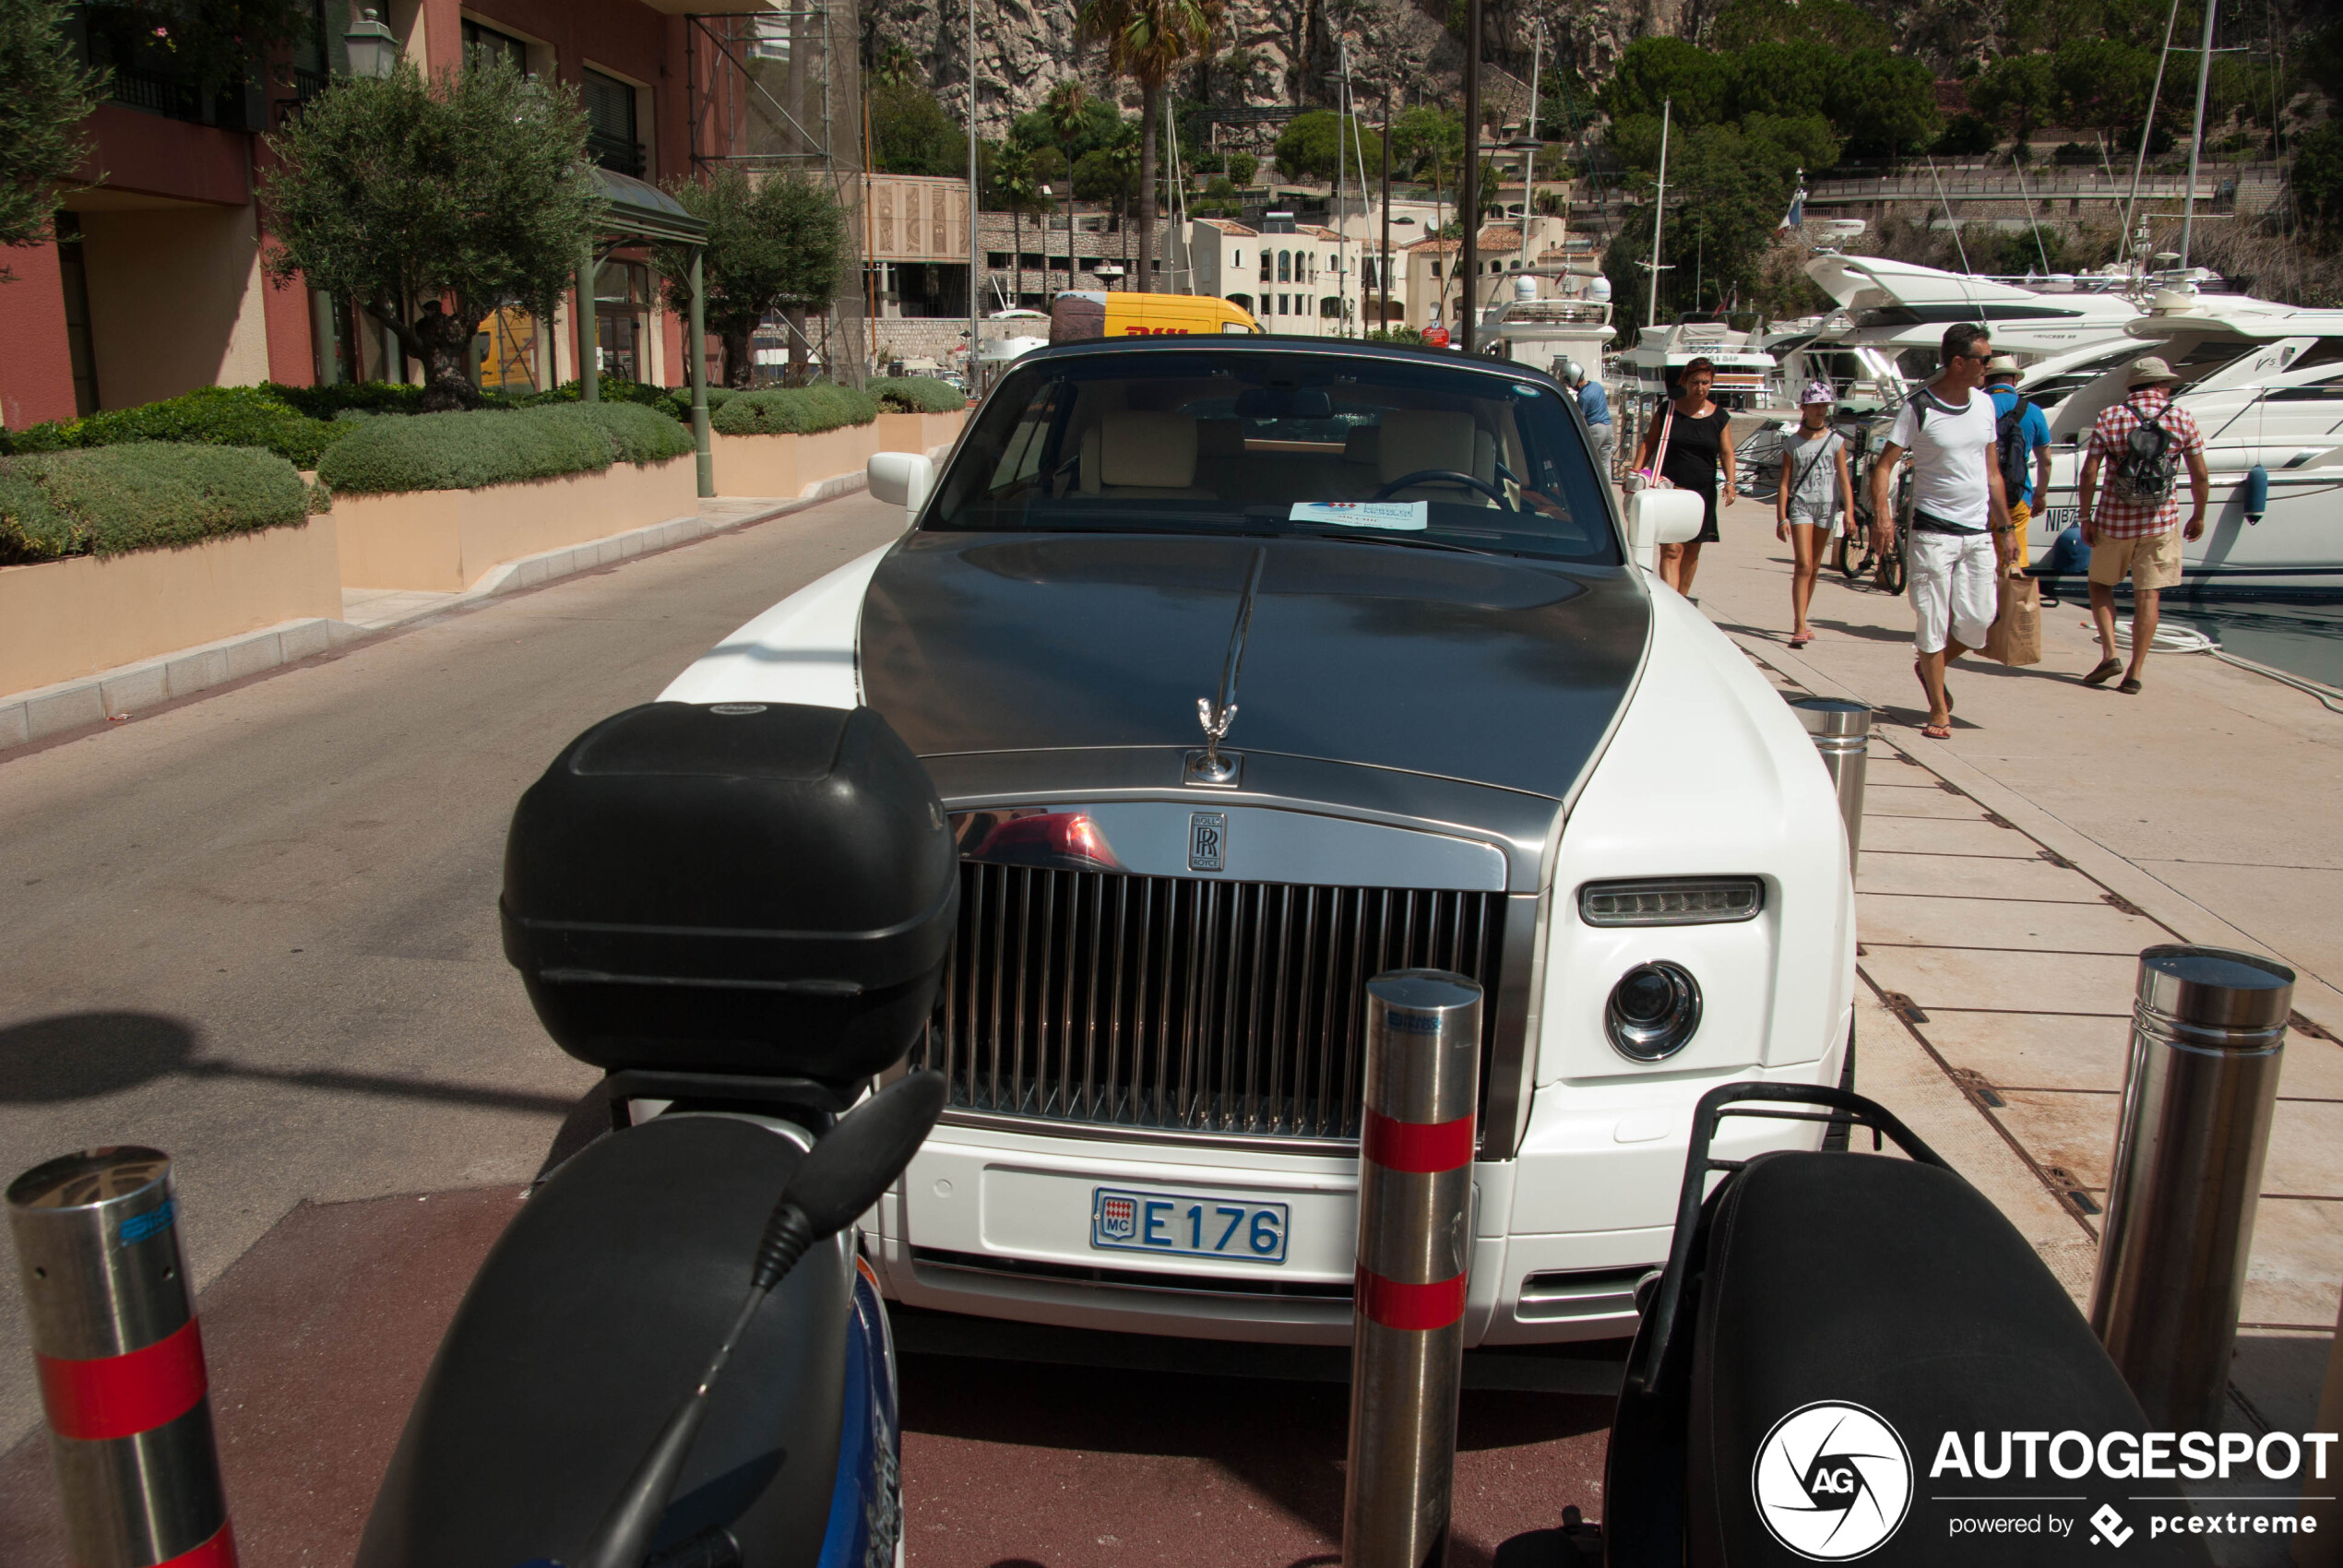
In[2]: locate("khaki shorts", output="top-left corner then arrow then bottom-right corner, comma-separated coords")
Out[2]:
2088,529 -> 2184,590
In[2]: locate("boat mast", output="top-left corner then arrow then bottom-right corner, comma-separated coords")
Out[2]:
1519,21 -> 1540,277
2180,0 -> 2218,271
1646,98 -> 1671,329
2122,0 -> 2185,279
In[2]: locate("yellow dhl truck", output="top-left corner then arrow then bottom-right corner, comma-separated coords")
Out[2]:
1049,292 -> 1262,344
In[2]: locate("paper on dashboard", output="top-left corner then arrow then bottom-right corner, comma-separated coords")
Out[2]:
1287,501 -> 1430,531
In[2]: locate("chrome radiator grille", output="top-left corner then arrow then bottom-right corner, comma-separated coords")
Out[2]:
913,861 -> 1505,1141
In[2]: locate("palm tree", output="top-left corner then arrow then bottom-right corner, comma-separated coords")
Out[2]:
995,146 -> 1040,307
1044,80 -> 1089,297
1076,0 -> 1220,294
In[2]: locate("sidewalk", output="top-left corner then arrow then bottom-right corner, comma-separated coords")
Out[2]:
1683,516 -> 2343,1475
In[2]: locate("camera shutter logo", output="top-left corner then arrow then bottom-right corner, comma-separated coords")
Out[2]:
1189,813 -> 1227,873
1751,1401 -> 1913,1561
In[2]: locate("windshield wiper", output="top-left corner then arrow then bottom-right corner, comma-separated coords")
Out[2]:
1288,527 -> 1513,559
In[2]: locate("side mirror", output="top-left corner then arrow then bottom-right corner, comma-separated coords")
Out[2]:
867,452 -> 934,520
1625,489 -> 1705,574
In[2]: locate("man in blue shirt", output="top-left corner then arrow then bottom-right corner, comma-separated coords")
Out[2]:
1564,360 -> 1613,479
1985,356 -> 2053,570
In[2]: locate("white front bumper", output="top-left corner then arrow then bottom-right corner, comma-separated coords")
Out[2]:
872,1055 -> 1842,1348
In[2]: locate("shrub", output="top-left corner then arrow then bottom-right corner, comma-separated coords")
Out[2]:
0,469 -> 75,561
316,403 -> 690,494
0,443 -> 308,563
565,400 -> 696,465
873,376 -> 966,414
0,386 -> 348,468
262,379 -> 429,422
710,383 -> 880,436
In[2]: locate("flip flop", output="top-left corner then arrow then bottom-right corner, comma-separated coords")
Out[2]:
1789,632 -> 1814,648
2082,658 -> 2123,686
1921,723 -> 1953,740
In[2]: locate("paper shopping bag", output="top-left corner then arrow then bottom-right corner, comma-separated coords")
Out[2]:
1986,574 -> 2043,667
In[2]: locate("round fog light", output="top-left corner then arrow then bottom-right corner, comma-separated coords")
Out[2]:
1607,961 -> 1702,1061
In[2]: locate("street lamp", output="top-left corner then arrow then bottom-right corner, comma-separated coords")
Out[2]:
343,7 -> 398,80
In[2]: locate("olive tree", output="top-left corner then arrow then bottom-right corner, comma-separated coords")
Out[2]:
0,0 -> 103,265
261,57 -> 599,410
656,166 -> 847,389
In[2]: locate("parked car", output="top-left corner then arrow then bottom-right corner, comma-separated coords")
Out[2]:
663,337 -> 1852,1348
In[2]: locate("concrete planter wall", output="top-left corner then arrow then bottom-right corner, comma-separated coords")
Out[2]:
333,457 -> 699,593
0,517 -> 342,696
711,410 -> 966,500
876,410 -> 968,457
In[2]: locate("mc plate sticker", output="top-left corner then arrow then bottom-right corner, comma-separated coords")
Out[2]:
1288,501 -> 1428,530
1093,1187 -> 1289,1263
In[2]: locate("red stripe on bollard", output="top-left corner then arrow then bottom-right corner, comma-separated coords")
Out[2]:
1356,1266 -> 1469,1331
37,1317 -> 209,1442
155,1519 -> 239,1568
1361,1105 -> 1474,1173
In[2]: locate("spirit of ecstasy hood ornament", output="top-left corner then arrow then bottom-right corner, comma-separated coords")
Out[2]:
1189,548 -> 1267,787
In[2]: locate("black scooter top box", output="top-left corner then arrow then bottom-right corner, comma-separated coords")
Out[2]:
501,701 -> 957,1083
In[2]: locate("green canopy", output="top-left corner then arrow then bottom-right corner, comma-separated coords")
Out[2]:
576,166 -> 714,496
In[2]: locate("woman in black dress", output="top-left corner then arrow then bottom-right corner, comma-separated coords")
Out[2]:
1631,356 -> 1738,596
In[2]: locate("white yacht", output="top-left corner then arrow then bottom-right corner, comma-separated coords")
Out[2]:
2016,296 -> 2343,600
1481,272 -> 1617,381
1618,315 -> 1778,410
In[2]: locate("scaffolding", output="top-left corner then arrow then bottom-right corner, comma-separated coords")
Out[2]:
685,6 -> 868,386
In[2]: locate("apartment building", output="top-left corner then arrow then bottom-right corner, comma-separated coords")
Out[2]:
0,0 -> 765,429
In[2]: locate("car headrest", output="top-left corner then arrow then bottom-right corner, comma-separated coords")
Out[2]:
1379,410 -> 1478,482
1196,419 -> 1246,459
1099,411 -> 1198,489
1343,425 -> 1380,466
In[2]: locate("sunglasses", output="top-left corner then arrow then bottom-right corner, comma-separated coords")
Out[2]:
1957,350 -> 1993,362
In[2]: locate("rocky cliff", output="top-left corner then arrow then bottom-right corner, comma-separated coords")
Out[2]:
862,0 -> 1712,141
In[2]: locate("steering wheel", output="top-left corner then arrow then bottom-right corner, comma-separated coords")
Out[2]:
1371,469 -> 1515,510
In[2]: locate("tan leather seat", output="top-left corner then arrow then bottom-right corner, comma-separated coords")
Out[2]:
1078,411 -> 1216,499
1377,410 -> 1496,505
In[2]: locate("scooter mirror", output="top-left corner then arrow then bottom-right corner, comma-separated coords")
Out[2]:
785,1070 -> 947,1239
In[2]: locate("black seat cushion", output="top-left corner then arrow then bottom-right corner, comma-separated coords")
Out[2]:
357,1113 -> 850,1568
1687,1152 -> 2209,1567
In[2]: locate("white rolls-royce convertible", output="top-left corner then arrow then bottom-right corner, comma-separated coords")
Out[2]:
663,339 -> 1854,1347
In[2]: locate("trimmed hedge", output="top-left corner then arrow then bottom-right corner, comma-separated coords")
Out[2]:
710,383 -> 880,436
2,386 -> 349,469
567,400 -> 696,466
874,376 -> 966,414
0,443 -> 310,564
262,379 -> 429,422
315,402 -> 692,495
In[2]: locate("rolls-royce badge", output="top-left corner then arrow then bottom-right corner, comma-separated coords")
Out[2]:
1188,812 -> 1227,873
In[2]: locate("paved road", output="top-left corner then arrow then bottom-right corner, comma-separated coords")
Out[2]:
0,492 -> 905,1446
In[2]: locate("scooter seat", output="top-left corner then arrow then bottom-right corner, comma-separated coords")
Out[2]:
357,1113 -> 851,1568
1686,1151 -> 2209,1566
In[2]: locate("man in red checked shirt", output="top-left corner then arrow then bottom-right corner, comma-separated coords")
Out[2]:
2076,356 -> 2210,694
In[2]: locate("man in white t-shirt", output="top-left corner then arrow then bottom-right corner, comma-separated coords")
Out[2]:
1869,323 -> 2014,740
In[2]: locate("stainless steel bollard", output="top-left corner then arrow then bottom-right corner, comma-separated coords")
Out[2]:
1344,970 -> 1482,1568
1790,697 -> 1872,873
2089,946 -> 2293,1431
8,1147 -> 238,1568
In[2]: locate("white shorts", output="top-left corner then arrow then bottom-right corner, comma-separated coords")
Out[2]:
1908,528 -> 1997,655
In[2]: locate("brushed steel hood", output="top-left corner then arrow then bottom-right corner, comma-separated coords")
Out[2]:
858,531 -> 1650,802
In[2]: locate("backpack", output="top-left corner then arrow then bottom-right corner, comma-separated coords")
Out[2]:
1993,394 -> 2034,500
2109,398 -> 2177,505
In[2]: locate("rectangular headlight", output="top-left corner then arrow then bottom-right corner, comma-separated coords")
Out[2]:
1578,877 -> 1764,927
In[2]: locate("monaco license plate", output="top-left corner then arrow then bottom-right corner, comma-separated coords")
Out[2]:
1091,1187 -> 1289,1265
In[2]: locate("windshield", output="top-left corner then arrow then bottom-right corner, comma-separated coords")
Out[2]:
925,350 -> 1620,565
